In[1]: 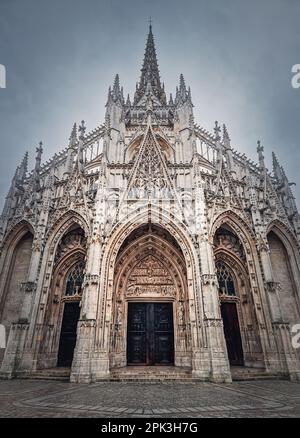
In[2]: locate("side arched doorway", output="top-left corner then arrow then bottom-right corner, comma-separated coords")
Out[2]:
217,261 -> 244,366
110,224 -> 191,369
37,225 -> 86,370
57,261 -> 84,367
214,225 -> 263,368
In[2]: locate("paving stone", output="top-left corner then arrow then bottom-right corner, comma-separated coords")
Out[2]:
0,379 -> 300,418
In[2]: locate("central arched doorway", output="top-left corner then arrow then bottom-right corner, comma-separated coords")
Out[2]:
110,224 -> 191,369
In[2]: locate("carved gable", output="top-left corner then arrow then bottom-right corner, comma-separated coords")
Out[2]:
126,124 -> 176,200
126,255 -> 176,298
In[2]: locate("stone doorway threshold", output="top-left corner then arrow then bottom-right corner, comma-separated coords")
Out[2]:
110,365 -> 193,381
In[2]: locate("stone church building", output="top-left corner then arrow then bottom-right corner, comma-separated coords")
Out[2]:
0,26 -> 300,383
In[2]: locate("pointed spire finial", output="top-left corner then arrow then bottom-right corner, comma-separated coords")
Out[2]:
108,73 -> 124,104
179,74 -> 186,92
175,74 -> 191,106
78,120 -> 86,140
37,141 -> 43,155
257,140 -> 266,171
69,123 -> 77,146
35,141 -> 43,172
16,152 -> 28,181
134,23 -> 165,105
223,124 -> 230,143
113,74 -> 120,93
257,140 -> 264,156
272,151 -> 280,172
272,151 -> 283,182
214,121 -> 221,141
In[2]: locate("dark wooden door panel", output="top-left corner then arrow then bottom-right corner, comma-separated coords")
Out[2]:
57,301 -> 80,367
127,302 -> 174,365
221,302 -> 244,366
154,334 -> 174,364
154,303 -> 174,364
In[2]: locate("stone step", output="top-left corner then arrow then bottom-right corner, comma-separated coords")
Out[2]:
109,375 -> 193,381
28,368 -> 71,381
28,375 -> 70,381
230,366 -> 288,381
232,374 -> 286,381
110,366 -> 193,381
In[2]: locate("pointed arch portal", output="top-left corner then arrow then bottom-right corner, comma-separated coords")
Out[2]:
110,223 -> 191,369
213,223 -> 263,368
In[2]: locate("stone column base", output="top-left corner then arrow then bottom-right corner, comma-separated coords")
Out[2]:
205,318 -> 232,383
0,322 -> 29,378
70,319 -> 111,383
273,322 -> 300,381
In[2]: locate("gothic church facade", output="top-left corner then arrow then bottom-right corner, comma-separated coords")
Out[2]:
0,26 -> 300,383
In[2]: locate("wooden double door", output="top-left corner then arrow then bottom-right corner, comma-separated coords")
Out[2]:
127,302 -> 174,365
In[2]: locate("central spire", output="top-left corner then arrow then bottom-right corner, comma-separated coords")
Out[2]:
133,24 -> 166,106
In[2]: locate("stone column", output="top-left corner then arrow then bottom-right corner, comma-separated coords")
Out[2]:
191,157 -> 231,382
199,238 -> 232,383
70,235 -> 109,383
259,246 -> 283,322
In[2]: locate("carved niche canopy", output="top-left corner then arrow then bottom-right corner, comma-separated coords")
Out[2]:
126,254 -> 176,298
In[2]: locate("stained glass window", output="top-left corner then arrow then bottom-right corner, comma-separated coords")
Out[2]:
65,261 -> 84,296
216,261 -> 236,296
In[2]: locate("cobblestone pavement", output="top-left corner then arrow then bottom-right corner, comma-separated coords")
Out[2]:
0,379 -> 300,418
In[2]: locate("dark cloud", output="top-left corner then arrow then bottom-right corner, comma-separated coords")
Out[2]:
0,0 -> 299,204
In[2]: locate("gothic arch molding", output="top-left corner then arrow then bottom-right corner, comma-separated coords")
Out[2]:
109,230 -> 191,368
266,219 -> 300,257
0,220 -> 34,310
95,208 -> 203,362
45,210 -> 90,248
210,210 -> 256,251
1,220 -> 34,258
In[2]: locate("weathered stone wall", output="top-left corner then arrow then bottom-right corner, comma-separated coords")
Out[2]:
0,232 -> 33,365
268,231 -> 299,324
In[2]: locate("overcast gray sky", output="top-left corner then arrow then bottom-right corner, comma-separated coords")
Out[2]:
0,0 -> 299,206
